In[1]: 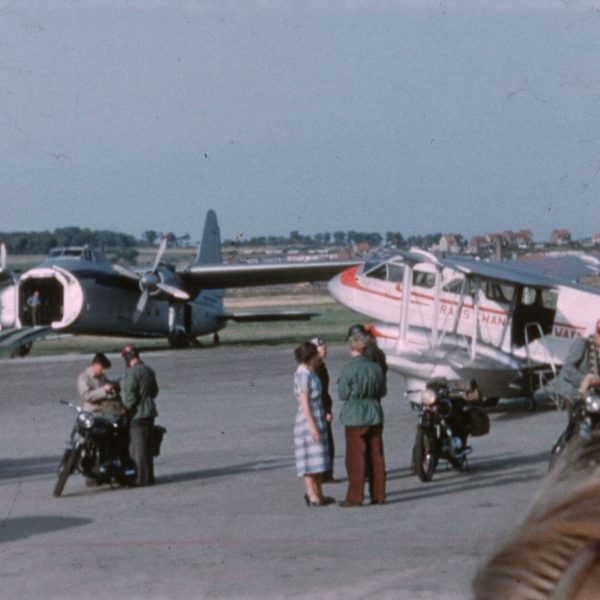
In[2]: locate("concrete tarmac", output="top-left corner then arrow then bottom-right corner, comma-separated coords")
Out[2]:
0,346 -> 565,599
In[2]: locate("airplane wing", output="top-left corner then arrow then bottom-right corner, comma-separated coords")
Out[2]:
397,249 -> 562,289
180,260 -> 360,290
219,310 -> 320,323
0,326 -> 52,355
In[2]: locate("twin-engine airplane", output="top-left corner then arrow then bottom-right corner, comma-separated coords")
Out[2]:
328,248 -> 600,404
0,210 -> 357,355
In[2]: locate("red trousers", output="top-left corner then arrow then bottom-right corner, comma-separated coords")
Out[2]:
344,425 -> 386,504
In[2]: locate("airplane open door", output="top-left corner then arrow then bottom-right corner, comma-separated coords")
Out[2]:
511,286 -> 557,347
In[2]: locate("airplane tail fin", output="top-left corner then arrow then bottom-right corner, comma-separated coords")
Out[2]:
192,209 -> 222,266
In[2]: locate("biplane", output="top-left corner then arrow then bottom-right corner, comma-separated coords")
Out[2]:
328,248 -> 600,403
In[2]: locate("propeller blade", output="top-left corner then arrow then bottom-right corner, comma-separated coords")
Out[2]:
151,237 -> 168,273
156,283 -> 190,301
0,243 -> 6,272
134,290 -> 150,322
113,264 -> 140,281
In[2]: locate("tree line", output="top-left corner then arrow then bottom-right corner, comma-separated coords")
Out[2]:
0,228 -> 138,255
224,230 -> 460,249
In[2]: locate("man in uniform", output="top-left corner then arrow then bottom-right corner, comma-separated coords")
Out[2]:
77,352 -> 125,487
555,320 -> 600,406
77,352 -> 124,417
121,344 -> 159,487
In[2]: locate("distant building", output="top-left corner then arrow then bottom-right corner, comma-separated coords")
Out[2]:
592,232 -> 600,245
432,234 -> 460,254
550,229 -> 572,246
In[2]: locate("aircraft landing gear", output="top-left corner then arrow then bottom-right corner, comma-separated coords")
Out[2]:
213,333 -> 220,345
11,343 -> 32,358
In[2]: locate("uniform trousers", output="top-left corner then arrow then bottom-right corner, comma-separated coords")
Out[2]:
129,417 -> 155,486
344,425 -> 386,504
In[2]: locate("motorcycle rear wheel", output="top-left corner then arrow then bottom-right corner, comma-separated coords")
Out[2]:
414,429 -> 437,482
53,449 -> 78,498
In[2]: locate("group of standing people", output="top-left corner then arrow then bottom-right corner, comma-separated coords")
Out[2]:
77,344 -> 160,487
293,324 -> 388,507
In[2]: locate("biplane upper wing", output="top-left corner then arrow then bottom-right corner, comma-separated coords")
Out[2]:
180,260 -> 360,291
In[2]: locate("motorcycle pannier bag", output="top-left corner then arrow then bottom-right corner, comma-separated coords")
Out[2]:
468,407 -> 490,437
152,425 -> 167,457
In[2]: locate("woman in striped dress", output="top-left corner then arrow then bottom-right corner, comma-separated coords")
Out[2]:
293,341 -> 332,506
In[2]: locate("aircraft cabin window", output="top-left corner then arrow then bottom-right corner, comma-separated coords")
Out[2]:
443,279 -> 464,295
521,287 -> 537,306
387,264 -> 404,282
413,271 -> 435,288
483,283 -> 513,304
541,289 -> 558,310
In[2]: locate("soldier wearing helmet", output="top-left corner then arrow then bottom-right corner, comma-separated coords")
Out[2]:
121,344 -> 159,486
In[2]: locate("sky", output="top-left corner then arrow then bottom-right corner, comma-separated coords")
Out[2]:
1,0 -> 600,243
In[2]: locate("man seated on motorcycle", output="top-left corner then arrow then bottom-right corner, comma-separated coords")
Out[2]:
77,353 -> 125,419
555,320 -> 600,407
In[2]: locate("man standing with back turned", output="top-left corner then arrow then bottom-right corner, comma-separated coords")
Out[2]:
121,344 -> 159,487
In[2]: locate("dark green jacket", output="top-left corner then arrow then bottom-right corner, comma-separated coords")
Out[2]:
338,356 -> 386,426
123,363 -> 159,421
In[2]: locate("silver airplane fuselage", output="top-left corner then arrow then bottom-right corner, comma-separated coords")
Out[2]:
0,247 -> 224,339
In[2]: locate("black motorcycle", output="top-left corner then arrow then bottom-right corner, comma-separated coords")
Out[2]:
411,379 -> 490,482
53,400 -> 136,497
549,387 -> 600,469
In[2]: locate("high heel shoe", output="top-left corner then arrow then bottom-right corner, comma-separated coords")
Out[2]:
303,493 -> 325,507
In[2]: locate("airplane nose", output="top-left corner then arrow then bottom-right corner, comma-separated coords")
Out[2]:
328,270 -> 354,306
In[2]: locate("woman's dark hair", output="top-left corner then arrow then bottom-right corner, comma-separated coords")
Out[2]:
294,341 -> 318,365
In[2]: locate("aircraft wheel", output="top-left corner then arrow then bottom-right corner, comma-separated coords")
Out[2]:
213,333 -> 220,345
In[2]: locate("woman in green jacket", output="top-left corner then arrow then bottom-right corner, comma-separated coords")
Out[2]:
338,333 -> 387,507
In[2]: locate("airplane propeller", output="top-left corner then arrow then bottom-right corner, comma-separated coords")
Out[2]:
113,237 -> 190,322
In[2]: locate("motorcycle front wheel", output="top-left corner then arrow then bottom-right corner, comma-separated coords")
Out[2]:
53,448 -> 79,497
414,428 -> 437,482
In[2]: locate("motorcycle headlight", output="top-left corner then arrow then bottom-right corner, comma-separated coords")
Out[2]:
78,412 -> 95,430
585,394 -> 600,414
421,388 -> 437,406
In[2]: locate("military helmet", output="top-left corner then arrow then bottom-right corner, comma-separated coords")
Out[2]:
120,344 -> 139,361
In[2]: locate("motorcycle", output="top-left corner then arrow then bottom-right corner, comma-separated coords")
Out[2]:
410,378 -> 490,482
549,387 -> 600,469
53,400 -> 136,497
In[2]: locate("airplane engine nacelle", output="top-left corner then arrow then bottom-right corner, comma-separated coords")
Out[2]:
140,267 -> 186,301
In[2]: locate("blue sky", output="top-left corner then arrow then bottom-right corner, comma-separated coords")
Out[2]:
1,1 -> 600,242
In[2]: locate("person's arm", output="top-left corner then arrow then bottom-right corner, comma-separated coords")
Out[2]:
77,372 -> 108,404
560,337 -> 589,388
299,391 -> 320,443
338,365 -> 352,401
122,370 -> 139,411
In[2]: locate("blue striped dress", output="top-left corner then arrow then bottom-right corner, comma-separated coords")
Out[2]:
294,364 -> 330,477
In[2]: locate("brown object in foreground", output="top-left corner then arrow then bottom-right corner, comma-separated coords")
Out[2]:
473,432 -> 600,599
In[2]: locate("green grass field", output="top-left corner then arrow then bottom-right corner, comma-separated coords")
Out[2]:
20,304 -> 365,358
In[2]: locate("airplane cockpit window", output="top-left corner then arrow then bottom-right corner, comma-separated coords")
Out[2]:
48,249 -> 62,258
63,249 -> 84,258
412,271 -> 435,288
363,257 -> 382,273
366,264 -> 387,280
